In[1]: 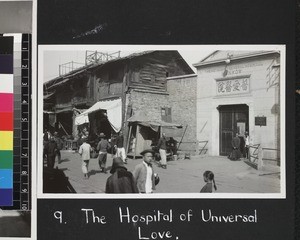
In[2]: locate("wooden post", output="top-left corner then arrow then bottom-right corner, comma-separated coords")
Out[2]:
126,124 -> 132,156
178,125 -> 188,150
134,125 -> 140,160
257,145 -> 264,171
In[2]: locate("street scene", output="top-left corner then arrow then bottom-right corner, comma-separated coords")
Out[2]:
42,47 -> 282,194
44,150 -> 279,194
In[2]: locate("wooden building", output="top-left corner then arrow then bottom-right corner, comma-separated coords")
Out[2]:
44,50 -> 194,153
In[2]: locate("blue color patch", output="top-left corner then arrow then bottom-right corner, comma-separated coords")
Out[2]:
0,169 -> 13,188
0,188 -> 13,206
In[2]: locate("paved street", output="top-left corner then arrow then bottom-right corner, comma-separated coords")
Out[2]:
50,150 -> 280,194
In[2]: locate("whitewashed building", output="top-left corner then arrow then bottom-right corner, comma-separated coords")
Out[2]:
194,50 -> 280,165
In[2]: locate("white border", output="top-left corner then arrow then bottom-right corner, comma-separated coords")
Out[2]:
31,0 -> 37,239
37,44 -> 286,199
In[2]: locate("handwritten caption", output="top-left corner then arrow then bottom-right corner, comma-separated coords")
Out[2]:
53,208 -> 258,239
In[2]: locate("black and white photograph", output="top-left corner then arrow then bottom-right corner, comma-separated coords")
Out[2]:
39,45 -> 285,196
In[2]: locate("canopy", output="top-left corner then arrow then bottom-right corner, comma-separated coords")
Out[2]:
74,98 -> 122,132
127,110 -> 182,132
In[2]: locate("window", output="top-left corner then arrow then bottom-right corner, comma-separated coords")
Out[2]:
161,107 -> 172,123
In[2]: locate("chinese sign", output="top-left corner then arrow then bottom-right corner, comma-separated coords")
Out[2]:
216,77 -> 250,95
255,116 -> 267,126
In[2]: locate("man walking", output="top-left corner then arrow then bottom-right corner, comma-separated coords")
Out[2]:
96,133 -> 111,173
133,149 -> 156,193
54,132 -> 63,164
115,131 -> 127,164
157,132 -> 167,169
78,138 -> 92,179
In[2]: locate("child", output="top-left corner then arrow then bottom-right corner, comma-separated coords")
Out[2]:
200,170 -> 217,193
78,138 -> 92,179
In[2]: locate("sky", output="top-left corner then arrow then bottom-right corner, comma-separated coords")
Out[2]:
43,49 -> 212,82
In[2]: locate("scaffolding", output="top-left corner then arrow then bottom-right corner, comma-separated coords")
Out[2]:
58,51 -> 121,76
59,61 -> 85,76
85,51 -> 121,65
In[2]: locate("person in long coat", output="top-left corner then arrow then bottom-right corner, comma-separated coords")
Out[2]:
105,157 -> 138,193
228,133 -> 241,161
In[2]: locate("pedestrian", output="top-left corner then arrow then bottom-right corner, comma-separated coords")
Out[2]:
54,132 -> 63,164
133,149 -> 156,193
115,131 -> 127,164
43,128 -> 51,142
96,133 -> 111,173
45,136 -> 57,169
78,137 -> 92,179
105,157 -> 139,193
167,137 -> 178,156
244,131 -> 250,159
228,132 -> 241,161
43,128 -> 51,160
200,170 -> 217,193
157,132 -> 167,169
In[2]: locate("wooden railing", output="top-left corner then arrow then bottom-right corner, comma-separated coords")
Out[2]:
198,141 -> 208,155
262,147 -> 280,166
244,144 -> 260,169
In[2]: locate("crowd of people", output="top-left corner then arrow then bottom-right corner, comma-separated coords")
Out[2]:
43,128 -> 217,194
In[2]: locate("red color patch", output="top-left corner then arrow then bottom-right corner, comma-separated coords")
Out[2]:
0,112 -> 13,131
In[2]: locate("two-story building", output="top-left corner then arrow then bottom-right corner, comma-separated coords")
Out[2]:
44,50 -> 196,155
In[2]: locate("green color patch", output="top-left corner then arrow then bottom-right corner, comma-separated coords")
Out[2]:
0,150 -> 13,169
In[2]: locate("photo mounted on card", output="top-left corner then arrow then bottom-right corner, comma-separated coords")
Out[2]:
38,45 -> 285,199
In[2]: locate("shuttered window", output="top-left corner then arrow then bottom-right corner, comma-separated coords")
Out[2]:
161,107 -> 172,123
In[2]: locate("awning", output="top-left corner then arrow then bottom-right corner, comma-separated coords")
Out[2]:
55,107 -> 73,113
43,91 -> 55,100
127,110 -> 182,132
75,98 -> 122,132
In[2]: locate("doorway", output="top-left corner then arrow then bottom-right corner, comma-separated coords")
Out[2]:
219,104 -> 249,156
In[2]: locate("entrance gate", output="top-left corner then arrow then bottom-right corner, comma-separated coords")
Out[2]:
219,104 -> 249,156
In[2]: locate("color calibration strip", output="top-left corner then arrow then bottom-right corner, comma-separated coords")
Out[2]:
20,33 -> 31,210
0,36 -> 14,206
0,34 -> 31,210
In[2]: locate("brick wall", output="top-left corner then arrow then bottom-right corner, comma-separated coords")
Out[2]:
124,74 -> 198,154
128,89 -> 170,121
167,74 -> 197,153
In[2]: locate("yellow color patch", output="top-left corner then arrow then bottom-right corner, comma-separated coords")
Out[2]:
0,131 -> 13,150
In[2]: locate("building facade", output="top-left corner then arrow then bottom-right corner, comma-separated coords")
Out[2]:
194,51 -> 280,164
43,50 -> 196,153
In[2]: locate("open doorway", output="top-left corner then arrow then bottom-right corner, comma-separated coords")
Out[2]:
219,104 -> 249,156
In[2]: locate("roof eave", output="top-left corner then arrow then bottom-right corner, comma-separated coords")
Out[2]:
193,51 -> 280,68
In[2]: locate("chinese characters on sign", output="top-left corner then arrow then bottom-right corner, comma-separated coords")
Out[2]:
216,77 -> 250,95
